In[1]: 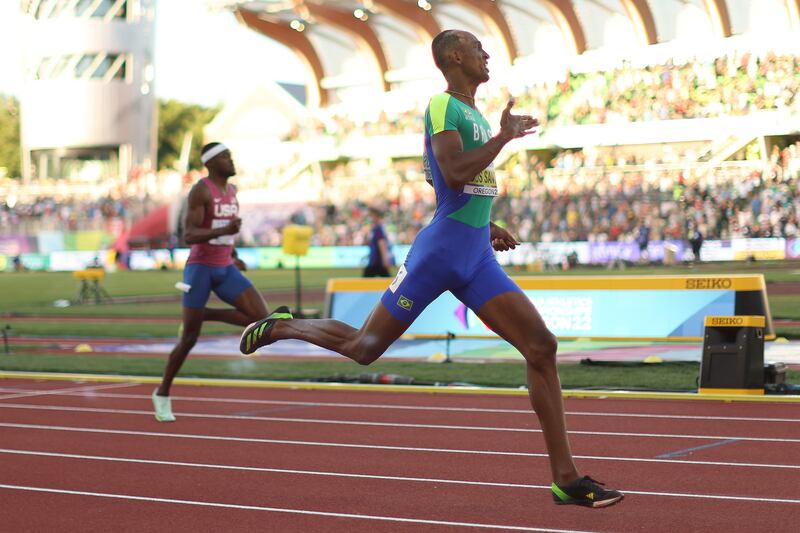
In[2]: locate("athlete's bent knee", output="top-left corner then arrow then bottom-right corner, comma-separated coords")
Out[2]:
348,336 -> 385,366
351,346 -> 381,366
522,332 -> 558,369
356,352 -> 381,366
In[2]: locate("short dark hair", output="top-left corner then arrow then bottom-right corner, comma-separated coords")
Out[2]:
201,142 -> 221,156
431,30 -> 462,71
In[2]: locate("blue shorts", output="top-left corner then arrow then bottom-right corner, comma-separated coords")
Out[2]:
381,219 -> 522,322
182,263 -> 253,309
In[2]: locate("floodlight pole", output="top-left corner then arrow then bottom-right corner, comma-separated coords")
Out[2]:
295,255 -> 303,319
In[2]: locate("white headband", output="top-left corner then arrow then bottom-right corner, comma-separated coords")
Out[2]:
200,143 -> 229,165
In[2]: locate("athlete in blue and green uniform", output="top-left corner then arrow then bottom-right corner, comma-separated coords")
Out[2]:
377,91 -> 521,322
240,30 -> 623,508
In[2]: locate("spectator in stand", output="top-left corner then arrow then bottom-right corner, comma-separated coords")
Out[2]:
636,224 -> 650,263
362,207 -> 393,278
689,223 -> 704,262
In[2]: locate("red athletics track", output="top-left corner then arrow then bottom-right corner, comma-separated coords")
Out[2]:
0,378 -> 799,532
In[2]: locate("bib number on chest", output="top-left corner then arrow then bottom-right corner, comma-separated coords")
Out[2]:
463,167 -> 497,197
209,219 -> 235,246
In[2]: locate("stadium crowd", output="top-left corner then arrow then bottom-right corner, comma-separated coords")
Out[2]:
5,142 -> 799,249
539,51 -> 800,126
5,51 -> 800,251
268,145 -> 800,248
315,50 -> 800,140
0,192 -> 157,236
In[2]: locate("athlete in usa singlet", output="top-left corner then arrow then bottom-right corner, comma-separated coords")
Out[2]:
182,177 -> 251,309
154,143 -> 269,423
187,177 -> 239,267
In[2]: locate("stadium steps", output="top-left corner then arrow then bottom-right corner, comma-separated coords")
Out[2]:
252,154 -> 322,197
697,134 -> 756,167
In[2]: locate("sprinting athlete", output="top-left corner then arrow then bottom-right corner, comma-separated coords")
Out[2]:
240,30 -> 623,507
152,142 -> 288,422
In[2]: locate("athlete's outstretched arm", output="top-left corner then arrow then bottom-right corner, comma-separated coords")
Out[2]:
431,99 -> 538,189
182,185 -> 241,245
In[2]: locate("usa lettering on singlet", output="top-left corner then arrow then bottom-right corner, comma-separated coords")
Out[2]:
209,199 -> 237,246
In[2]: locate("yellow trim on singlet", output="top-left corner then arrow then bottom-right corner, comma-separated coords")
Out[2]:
429,93 -> 452,134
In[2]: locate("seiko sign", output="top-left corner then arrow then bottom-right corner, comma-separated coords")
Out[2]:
685,278 -> 733,289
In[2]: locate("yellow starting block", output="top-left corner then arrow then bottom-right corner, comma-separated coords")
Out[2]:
73,268 -> 111,304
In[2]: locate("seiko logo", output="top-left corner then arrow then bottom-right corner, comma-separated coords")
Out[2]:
214,204 -> 238,217
709,317 -> 743,326
685,278 -> 732,289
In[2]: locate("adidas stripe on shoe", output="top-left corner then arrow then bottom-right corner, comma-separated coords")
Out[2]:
239,305 -> 293,355
552,476 -> 623,508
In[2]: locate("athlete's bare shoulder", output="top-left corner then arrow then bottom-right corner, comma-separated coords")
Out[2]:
187,179 -> 212,206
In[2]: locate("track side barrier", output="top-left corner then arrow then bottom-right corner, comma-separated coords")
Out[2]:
325,275 -> 774,342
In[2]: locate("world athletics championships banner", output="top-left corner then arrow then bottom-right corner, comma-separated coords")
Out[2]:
325,275 -> 773,341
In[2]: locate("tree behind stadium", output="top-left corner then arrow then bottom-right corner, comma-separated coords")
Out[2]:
157,99 -> 221,172
0,95 -> 20,180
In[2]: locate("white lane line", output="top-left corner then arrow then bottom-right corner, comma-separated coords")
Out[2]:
0,388 -> 795,423
2,448 -> 800,505
0,484 -> 596,533
0,382 -> 139,401
1,402 -> 798,443
1,422 -> 798,470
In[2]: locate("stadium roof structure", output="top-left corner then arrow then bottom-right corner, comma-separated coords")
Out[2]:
218,0 -> 800,107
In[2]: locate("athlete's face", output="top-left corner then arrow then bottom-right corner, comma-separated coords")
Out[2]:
208,150 -> 236,177
457,33 -> 490,83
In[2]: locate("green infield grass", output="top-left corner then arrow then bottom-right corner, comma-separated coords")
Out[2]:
1,262 -> 799,391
